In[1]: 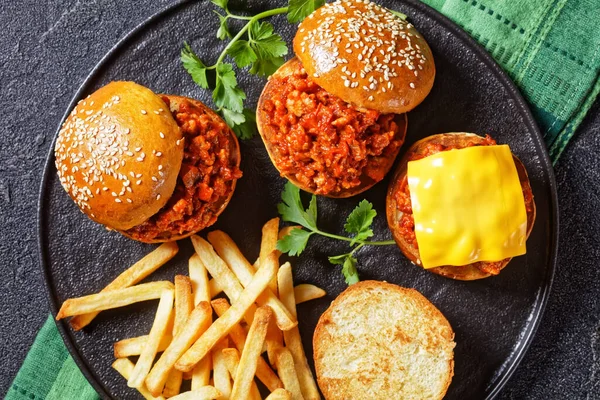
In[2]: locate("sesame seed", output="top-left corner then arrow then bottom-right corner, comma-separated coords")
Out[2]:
154,110 -> 160,115
126,198 -> 133,203
136,180 -> 142,185
115,198 -> 122,203
152,176 -> 158,182
141,110 -> 147,115
156,152 -> 162,157
409,82 -> 416,89
159,132 -> 165,139
158,165 -> 163,170
368,95 -> 374,101
156,194 -> 161,200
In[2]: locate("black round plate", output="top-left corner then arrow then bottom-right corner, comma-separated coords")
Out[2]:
38,1 -> 558,399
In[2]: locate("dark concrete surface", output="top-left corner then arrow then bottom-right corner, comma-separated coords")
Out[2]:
0,1 -> 597,399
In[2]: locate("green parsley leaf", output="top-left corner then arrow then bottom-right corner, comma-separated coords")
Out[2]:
287,0 -> 325,23
307,195 -> 318,227
215,12 -> 232,40
277,228 -> 313,256
344,200 -> 377,244
249,57 -> 285,77
181,42 -> 209,89
232,108 -> 257,140
211,0 -> 228,10
220,108 -> 246,127
227,40 -> 258,68
329,253 -> 360,284
250,22 -> 288,59
213,63 -> 246,113
327,254 -> 347,265
342,255 -> 360,285
390,9 -> 408,20
277,182 -> 318,230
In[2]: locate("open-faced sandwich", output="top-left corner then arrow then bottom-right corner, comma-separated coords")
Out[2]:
314,280 -> 455,399
257,0 -> 436,197
55,81 -> 241,243
386,133 -> 536,280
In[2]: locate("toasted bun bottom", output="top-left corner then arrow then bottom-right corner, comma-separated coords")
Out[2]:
314,281 -> 455,400
386,133 -> 536,280
119,95 -> 241,243
257,57 -> 407,198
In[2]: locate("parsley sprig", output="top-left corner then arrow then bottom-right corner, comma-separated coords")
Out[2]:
181,0 -> 324,139
276,182 -> 395,284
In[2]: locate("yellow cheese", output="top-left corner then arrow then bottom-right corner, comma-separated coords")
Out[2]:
407,145 -> 527,269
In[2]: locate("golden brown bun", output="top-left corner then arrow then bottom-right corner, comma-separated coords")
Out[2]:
257,57 -> 407,198
314,281 -> 455,400
54,81 -> 184,231
386,133 -> 537,280
293,0 -> 435,114
119,95 -> 241,243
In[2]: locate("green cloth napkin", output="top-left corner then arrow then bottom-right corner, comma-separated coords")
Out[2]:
7,0 -> 599,399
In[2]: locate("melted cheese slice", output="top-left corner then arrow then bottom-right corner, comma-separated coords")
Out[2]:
407,145 -> 527,269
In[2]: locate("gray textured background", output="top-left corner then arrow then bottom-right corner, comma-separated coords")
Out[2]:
0,0 -> 598,399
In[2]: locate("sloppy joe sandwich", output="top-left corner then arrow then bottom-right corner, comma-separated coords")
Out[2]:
386,133 -> 536,280
55,81 -> 241,243
314,281 -> 455,400
257,0 -> 436,197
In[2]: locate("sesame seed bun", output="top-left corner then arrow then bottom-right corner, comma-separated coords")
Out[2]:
55,81 -> 183,231
385,133 -> 536,280
314,281 -> 455,400
119,94 -> 241,243
293,0 -> 435,114
256,57 -> 407,198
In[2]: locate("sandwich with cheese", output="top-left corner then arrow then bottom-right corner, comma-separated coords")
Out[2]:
257,0 -> 436,197
386,133 -> 536,280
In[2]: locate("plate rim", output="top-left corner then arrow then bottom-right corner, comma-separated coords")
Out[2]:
37,1 -> 559,399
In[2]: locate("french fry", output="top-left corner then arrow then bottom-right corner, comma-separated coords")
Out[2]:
294,284 -> 326,304
212,338 -> 231,399
266,317 -> 284,366
230,306 -> 272,400
276,348 -> 304,400
190,235 -> 256,324
162,276 -> 193,397
207,231 -> 297,331
175,256 -> 278,372
145,302 -> 212,396
70,242 -> 178,330
112,358 -> 165,400
221,348 -> 262,400
189,254 -> 211,306
209,279 -> 222,298
128,289 -> 175,389
114,333 -> 173,358
266,389 -> 293,400
278,263 -> 320,400
259,217 -> 280,294
57,281 -> 174,319
191,356 -> 211,390
163,370 -> 183,398
168,386 -> 222,400
212,298 -> 283,391
174,275 -> 194,335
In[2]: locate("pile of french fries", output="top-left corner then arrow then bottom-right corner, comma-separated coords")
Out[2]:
56,218 -> 327,400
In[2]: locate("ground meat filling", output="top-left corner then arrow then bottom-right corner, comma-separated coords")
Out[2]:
394,135 -> 534,275
125,97 -> 242,241
261,65 -> 404,195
